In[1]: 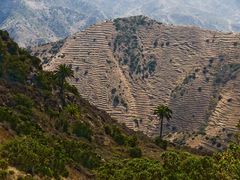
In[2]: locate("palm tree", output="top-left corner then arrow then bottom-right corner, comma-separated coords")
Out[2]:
55,64 -> 74,106
154,105 -> 173,139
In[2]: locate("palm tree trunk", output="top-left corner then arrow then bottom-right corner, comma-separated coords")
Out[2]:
160,117 -> 163,139
60,79 -> 65,107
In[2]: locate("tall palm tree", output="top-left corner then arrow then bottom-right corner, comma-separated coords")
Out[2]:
154,105 -> 173,139
55,64 -> 74,106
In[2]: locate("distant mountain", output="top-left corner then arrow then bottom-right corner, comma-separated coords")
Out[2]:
118,0 -> 240,32
0,0 -> 106,47
1,0 -> 240,47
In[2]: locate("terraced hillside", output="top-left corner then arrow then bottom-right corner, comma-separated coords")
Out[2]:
33,16 -> 240,150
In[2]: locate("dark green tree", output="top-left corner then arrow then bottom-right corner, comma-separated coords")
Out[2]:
154,105 -> 172,138
236,120 -> 240,144
54,64 -> 74,106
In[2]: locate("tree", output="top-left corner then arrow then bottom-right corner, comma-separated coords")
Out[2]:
54,64 -> 74,106
236,120 -> 240,144
154,105 -> 172,138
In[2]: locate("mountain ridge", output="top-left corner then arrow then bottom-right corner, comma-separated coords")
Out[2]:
2,0 -> 240,47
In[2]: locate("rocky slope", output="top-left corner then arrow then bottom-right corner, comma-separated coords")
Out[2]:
2,0 -> 240,47
0,0 -> 106,47
32,16 -> 240,151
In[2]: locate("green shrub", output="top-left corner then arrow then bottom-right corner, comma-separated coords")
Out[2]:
65,83 -> 79,96
0,159 -> 8,170
8,170 -> 14,175
17,175 -> 35,180
6,58 -> 29,83
113,132 -> 125,145
55,117 -> 69,133
1,137 -> 68,178
12,94 -> 34,116
105,125 -> 126,145
58,139 -> 101,169
78,151 -> 101,169
155,137 -> 168,150
46,107 -> 59,119
7,41 -> 18,55
113,95 -> 120,107
0,170 -> 8,180
12,94 -> 34,109
56,104 -> 83,134
72,121 -> 92,141
111,126 -> 126,145
154,39 -> 158,48
0,30 -> 41,83
11,94 -> 34,120
181,156 -> 216,179
96,158 -> 164,180
65,104 -> 81,119
104,125 -> 112,135
161,151 -> 180,171
127,136 -> 138,147
34,71 -> 54,90
0,30 -> 10,42
147,60 -> 157,75
0,107 -> 41,135
129,147 -> 142,158
0,107 -> 18,128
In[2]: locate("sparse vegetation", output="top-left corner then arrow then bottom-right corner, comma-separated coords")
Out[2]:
113,95 -> 120,107
113,16 -> 157,76
214,63 -> 240,86
147,59 -> 157,75
105,125 -> 126,145
128,147 -> 142,158
111,89 -> 128,109
73,121 -> 92,140
153,39 -> 158,48
183,72 -> 196,84
155,137 -> 168,150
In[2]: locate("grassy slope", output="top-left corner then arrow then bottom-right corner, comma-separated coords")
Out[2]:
0,30 -> 163,179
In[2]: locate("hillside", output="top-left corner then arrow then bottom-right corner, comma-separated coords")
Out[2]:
0,29 -> 165,179
0,22 -> 240,180
2,0 -> 240,47
32,16 -> 240,151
